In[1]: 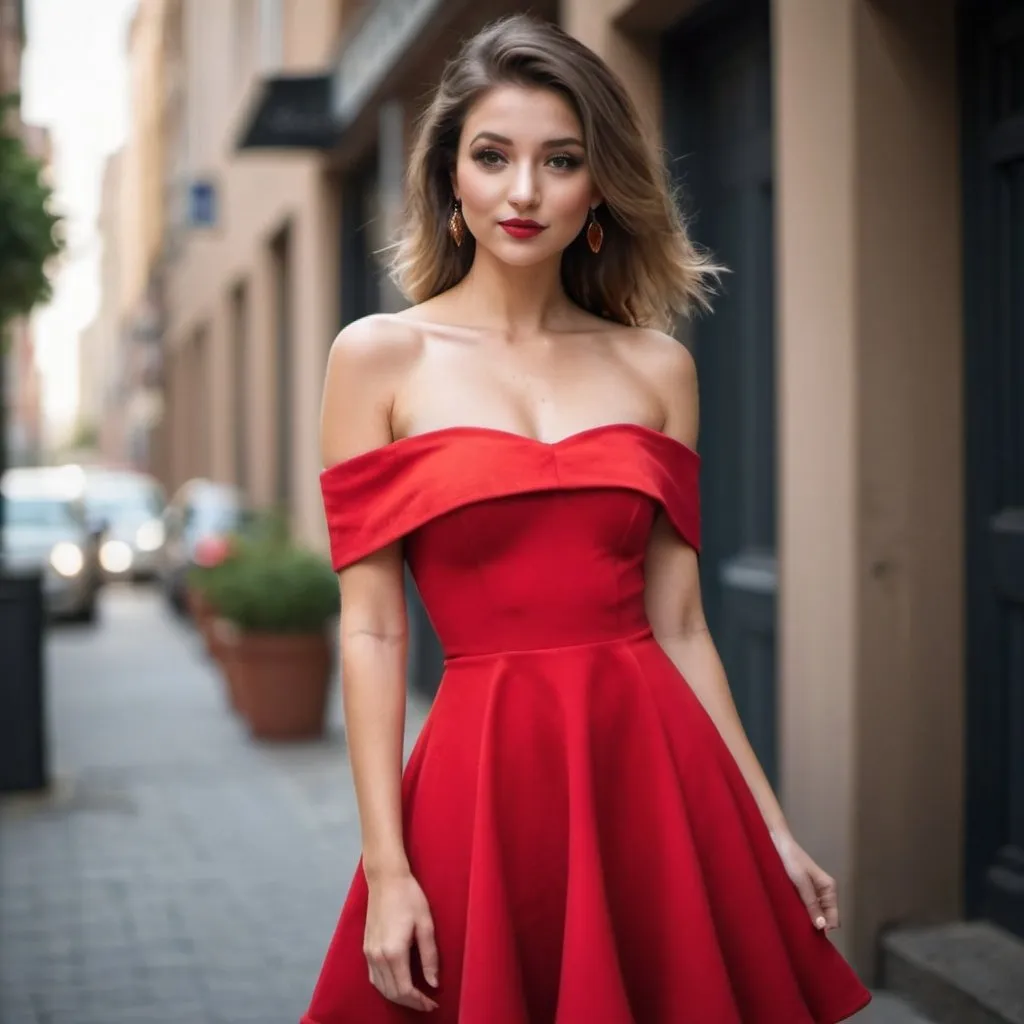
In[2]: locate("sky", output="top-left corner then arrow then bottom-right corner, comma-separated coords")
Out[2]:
21,0 -> 139,439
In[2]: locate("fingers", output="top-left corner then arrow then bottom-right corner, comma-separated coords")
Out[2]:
366,942 -> 438,1012
367,953 -> 398,1004
813,868 -> 841,931
793,872 -> 828,931
416,914 -> 440,989
387,942 -> 439,1012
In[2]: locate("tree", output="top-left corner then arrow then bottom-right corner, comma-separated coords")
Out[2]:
0,93 -> 65,557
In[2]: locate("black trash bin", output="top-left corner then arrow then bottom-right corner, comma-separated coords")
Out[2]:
0,569 -> 48,793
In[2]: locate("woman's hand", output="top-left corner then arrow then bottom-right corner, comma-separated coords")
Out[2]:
770,830 -> 840,932
364,871 -> 440,1011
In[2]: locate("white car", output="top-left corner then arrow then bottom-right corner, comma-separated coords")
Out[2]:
1,467 -> 104,623
81,469 -> 167,582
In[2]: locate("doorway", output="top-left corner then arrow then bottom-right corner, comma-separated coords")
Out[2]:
661,0 -> 778,784
961,0 -> 1024,939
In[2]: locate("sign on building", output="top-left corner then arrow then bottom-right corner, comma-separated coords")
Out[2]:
188,180 -> 218,228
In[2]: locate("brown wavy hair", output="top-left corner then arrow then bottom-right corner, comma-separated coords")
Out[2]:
389,14 -> 720,330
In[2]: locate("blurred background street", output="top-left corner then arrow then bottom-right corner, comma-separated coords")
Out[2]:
0,581 -> 428,1024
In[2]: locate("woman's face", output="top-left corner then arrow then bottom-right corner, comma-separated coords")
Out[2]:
452,84 -> 599,267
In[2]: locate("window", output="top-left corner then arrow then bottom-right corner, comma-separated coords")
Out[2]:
6,498 -> 79,529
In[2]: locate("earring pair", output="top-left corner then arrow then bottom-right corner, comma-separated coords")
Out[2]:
447,199 -> 604,254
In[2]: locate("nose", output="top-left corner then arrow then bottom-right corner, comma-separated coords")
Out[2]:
507,160 -> 539,210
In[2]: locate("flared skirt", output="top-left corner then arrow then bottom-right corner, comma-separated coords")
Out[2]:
302,630 -> 871,1023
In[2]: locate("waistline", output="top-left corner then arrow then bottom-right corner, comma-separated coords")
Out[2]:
442,626 -> 655,666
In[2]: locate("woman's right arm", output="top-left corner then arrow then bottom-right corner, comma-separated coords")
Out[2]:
320,318 -> 438,1012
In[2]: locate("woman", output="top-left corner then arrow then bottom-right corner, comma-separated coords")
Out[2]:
306,14 -> 871,1024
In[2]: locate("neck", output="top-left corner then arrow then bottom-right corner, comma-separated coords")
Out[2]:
448,247 -> 573,337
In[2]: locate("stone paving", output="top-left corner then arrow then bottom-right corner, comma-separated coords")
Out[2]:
0,585 -> 429,1024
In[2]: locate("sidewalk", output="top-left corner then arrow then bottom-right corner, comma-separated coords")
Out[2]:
0,586 -> 430,1024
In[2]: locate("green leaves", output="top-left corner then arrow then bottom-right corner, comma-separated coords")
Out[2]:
204,545 -> 340,635
188,523 -> 341,637
199,542 -> 340,635
0,93 -> 64,333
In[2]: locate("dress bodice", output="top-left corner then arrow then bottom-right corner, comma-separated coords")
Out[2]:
319,424 -> 700,657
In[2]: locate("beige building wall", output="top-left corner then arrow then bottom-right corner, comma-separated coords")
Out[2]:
161,0 -> 340,547
79,152 -> 127,462
774,0 -> 964,973
78,317 -> 104,433
121,0 -> 167,321
98,0 -> 175,471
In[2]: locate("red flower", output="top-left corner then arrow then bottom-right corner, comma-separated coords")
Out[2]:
194,534 -> 232,568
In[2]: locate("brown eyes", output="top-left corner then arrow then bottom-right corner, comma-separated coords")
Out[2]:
472,148 -> 505,168
470,148 -> 583,171
548,154 -> 582,171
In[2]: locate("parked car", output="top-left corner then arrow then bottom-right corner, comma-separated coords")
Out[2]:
160,479 -> 249,614
0,466 -> 105,623
80,469 -> 167,582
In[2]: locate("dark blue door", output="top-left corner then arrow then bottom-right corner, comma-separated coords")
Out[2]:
661,0 -> 777,785
961,0 -> 1024,939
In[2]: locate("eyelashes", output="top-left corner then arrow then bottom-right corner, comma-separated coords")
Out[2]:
470,148 -> 583,171
471,148 -> 505,168
548,154 -> 583,171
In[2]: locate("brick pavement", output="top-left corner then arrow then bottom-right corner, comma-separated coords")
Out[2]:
0,586 -> 430,1024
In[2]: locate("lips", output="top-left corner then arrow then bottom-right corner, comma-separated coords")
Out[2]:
499,219 -> 545,239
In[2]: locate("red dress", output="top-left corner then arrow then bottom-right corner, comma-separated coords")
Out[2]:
304,424 -> 871,1024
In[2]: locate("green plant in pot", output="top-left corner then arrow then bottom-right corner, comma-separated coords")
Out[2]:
185,535 -> 240,658
191,545 -> 248,711
210,541 -> 340,741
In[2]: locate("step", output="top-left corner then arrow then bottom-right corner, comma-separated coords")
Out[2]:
881,920 -> 1024,1024
860,991 -> 938,1023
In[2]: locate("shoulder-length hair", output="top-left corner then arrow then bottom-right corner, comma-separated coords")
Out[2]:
389,14 -> 720,331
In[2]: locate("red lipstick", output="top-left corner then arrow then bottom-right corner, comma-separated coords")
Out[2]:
499,218 -> 546,239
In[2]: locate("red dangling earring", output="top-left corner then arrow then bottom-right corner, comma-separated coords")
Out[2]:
448,199 -> 466,248
586,207 -> 604,254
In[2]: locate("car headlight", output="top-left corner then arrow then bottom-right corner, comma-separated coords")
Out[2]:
100,540 -> 134,574
50,542 -> 84,578
135,519 -> 165,552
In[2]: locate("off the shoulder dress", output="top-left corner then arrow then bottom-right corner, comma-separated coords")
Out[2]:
303,424 -> 871,1023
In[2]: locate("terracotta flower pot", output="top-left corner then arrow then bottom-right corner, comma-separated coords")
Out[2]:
212,618 -> 247,714
185,584 -> 207,622
186,585 -> 218,655
233,630 -> 332,740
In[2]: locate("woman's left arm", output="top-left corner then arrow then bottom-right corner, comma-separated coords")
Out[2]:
643,338 -> 839,933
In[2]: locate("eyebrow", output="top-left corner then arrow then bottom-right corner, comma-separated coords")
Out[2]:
469,131 -> 584,148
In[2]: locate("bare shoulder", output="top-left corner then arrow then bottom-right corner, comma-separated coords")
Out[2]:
617,327 -> 698,447
625,326 -> 696,384
321,315 -> 425,466
326,313 -> 425,378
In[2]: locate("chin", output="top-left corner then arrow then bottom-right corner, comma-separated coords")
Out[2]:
487,236 -> 569,268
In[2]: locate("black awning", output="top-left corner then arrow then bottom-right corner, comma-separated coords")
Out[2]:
236,74 -> 337,151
